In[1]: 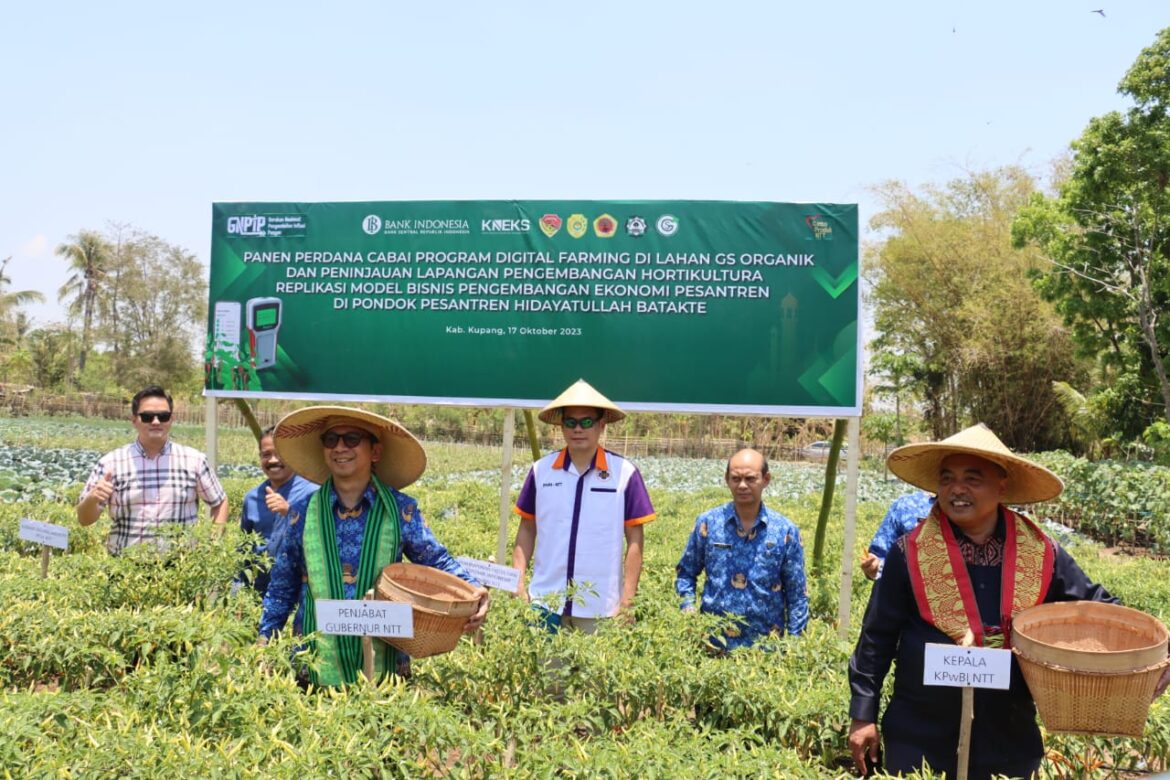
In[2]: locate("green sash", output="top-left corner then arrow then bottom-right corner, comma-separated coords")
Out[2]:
300,476 -> 402,686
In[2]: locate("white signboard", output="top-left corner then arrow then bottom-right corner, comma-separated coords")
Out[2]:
314,599 -> 414,637
19,519 -> 69,550
212,300 -> 241,357
457,557 -> 521,592
923,644 -> 1012,690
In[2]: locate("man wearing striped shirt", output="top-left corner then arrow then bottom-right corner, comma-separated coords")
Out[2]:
77,385 -> 229,554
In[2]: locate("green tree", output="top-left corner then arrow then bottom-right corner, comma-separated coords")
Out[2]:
0,257 -> 45,344
0,258 -> 45,387
868,167 -> 1085,449
104,232 -> 204,392
0,311 -> 35,383
1014,27 -> 1170,430
25,326 -> 78,389
868,344 -> 924,447
55,230 -> 111,380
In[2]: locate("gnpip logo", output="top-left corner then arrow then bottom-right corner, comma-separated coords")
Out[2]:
226,215 -> 267,236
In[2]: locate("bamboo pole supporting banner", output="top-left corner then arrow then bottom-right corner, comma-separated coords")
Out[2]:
523,410 -> 541,461
496,409 -> 516,565
40,545 -> 50,579
837,416 -> 862,638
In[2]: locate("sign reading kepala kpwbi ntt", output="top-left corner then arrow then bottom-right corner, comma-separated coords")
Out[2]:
206,201 -> 860,415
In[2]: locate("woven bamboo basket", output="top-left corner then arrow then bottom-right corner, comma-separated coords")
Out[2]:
1011,601 -> 1170,737
374,562 -> 480,658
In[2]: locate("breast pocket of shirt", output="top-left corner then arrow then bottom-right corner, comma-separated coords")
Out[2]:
586,486 -> 621,520
707,542 -> 734,578
758,542 -> 787,594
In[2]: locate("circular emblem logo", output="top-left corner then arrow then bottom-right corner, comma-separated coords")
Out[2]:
656,214 -> 678,237
362,215 -> 382,235
626,216 -> 647,237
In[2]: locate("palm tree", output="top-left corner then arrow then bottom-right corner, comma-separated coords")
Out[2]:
55,230 -> 109,376
0,258 -> 45,341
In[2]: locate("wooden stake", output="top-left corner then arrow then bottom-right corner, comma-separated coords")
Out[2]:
362,588 -> 376,682
39,544 -> 50,579
362,636 -> 375,683
957,685 -> 974,780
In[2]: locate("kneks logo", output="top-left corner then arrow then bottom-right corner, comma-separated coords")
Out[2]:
482,218 -> 531,234
226,215 -> 267,236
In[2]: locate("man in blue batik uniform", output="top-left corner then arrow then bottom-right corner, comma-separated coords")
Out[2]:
238,427 -> 317,596
258,406 -> 489,685
860,491 -> 935,580
676,448 -> 809,649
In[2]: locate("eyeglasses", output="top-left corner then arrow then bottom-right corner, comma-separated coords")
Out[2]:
137,412 -> 173,423
562,416 -> 601,430
320,431 -> 372,448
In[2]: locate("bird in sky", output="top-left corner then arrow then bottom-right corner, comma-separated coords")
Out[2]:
1091,9 -> 1106,17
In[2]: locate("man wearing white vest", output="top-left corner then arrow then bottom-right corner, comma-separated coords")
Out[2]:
512,379 -> 656,631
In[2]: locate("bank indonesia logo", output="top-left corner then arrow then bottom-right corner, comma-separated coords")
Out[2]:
625,216 -> 647,237
226,215 -> 267,237
656,214 -> 679,237
362,215 -> 383,235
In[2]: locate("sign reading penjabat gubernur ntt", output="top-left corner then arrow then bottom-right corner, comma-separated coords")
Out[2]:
205,201 -> 859,415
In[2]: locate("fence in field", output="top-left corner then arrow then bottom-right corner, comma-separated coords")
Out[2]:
0,387 -> 881,464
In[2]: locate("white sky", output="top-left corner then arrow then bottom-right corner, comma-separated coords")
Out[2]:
2,1 -> 1166,330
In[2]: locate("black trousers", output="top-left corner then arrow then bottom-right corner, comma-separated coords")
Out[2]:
884,740 -> 1042,780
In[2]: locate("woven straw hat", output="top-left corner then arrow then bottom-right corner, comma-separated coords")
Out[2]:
537,379 -> 626,424
886,423 -> 1063,504
273,406 -> 426,489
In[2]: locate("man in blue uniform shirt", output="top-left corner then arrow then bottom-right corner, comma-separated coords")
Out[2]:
258,406 -> 489,685
238,426 -> 317,595
860,491 -> 935,580
675,448 -> 809,649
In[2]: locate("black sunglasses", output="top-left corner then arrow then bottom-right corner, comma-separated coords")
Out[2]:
137,412 -> 173,423
562,416 -> 600,430
320,431 -> 374,448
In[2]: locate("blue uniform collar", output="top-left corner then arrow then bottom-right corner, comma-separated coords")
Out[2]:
329,481 -> 377,510
723,501 -> 769,532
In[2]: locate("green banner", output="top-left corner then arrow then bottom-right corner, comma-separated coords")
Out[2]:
206,201 -> 859,415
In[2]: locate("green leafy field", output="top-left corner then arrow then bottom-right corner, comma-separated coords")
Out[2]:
0,419 -> 1168,778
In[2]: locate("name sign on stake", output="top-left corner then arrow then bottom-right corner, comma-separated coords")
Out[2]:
923,644 -> 1012,690
314,600 -> 413,638
19,519 -> 69,550
456,557 -> 521,592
